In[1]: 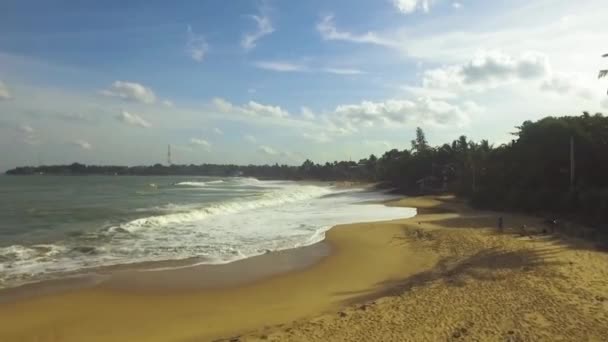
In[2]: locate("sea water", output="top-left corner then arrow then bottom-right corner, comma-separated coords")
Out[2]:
0,176 -> 415,288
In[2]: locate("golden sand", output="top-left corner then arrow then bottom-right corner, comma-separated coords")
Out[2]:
1,196 -> 607,341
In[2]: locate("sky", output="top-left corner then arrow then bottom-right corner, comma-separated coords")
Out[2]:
0,0 -> 607,171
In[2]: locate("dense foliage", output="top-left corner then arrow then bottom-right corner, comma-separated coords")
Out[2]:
6,113 -> 608,224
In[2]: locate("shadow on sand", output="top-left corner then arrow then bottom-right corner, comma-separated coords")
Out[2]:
336,244 -> 565,306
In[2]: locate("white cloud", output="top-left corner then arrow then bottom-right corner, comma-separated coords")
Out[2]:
302,132 -> 331,143
212,97 -> 234,112
316,15 -> 397,47
301,106 -> 315,119
213,127 -> 223,135
602,98 -> 608,109
463,51 -> 550,83
254,60 -> 365,75
253,61 -> 306,72
258,145 -> 278,155
392,0 -> 434,14
0,81 -> 12,100
244,134 -> 257,143
421,51 -> 551,93
190,138 -> 211,150
72,139 -> 92,150
246,101 -> 289,118
332,97 -> 479,129
162,99 -> 174,107
186,25 -> 208,62
241,15 -> 274,50
101,81 -> 157,104
399,4 -> 608,67
115,110 -> 151,128
322,67 -> 365,75
540,72 -> 594,99
452,2 -> 462,9
18,124 -> 34,134
213,98 -> 289,119
18,124 -> 38,145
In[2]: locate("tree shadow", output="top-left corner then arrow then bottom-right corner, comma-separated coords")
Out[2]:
466,215 -> 607,253
432,216 -> 503,229
335,246 -> 565,306
413,196 -> 608,253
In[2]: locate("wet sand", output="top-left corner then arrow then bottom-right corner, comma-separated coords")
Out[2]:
0,198 -> 435,341
1,196 -> 607,341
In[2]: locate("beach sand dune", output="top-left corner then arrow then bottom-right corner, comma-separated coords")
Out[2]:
1,196 -> 607,341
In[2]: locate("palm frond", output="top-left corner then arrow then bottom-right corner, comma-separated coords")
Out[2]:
599,70 -> 608,79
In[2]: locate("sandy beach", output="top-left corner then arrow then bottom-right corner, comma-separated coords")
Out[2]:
1,195 -> 607,341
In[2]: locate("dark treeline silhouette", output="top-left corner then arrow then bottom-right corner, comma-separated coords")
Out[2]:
6,113 -> 608,225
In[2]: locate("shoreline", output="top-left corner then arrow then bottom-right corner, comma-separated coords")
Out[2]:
0,240 -> 333,303
1,196 -> 607,341
0,180 -> 376,294
0,197 -> 433,341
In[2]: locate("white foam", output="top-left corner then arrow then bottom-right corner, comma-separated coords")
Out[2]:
176,181 -> 208,187
117,185 -> 332,233
0,180 -> 415,289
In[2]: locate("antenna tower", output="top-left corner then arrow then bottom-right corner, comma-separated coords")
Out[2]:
168,144 -> 172,165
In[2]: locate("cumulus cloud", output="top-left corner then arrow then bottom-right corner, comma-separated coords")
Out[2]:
316,15 -> 396,47
162,99 -> 174,107
244,134 -> 257,143
0,81 -> 12,100
190,138 -> 211,150
115,110 -> 151,128
253,61 -> 306,72
246,101 -> 289,118
72,139 -> 92,150
301,107 -> 315,119
213,98 -> 289,119
294,96 -> 480,145
258,145 -> 278,155
540,73 -> 594,100
101,81 -> 157,104
421,51 -> 551,92
392,0 -> 434,14
332,97 -> 480,129
186,25 -> 208,62
241,14 -> 274,50
213,127 -> 223,135
452,2 -> 462,9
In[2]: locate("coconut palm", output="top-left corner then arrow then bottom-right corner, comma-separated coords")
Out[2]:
601,54 -> 608,94
600,54 -> 608,79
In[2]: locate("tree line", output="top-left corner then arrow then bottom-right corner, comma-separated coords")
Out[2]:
6,112 -> 608,225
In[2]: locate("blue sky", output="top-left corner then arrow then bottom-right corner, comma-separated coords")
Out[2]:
1,0 -> 607,170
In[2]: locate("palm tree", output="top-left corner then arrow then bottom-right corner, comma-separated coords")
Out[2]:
601,53 -> 608,94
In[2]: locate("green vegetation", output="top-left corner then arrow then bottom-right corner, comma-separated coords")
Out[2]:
6,113 -> 608,226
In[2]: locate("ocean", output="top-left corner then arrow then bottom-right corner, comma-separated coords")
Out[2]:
0,176 -> 415,289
